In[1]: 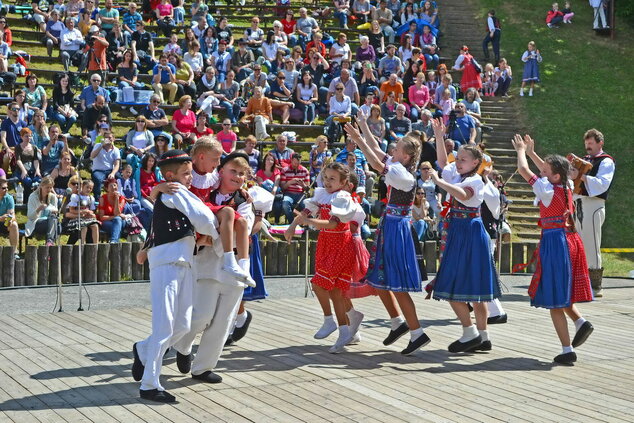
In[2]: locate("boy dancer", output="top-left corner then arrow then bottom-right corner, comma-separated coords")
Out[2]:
132,150 -> 219,403
189,137 -> 255,284
173,152 -> 255,383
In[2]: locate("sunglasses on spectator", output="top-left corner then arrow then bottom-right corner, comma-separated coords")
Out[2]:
10,107 -> 19,111
421,168 -> 431,170
71,182 -> 79,186
416,192 -> 424,195
152,100 -> 160,103
278,76 -> 285,79
136,120 -> 144,123
99,119 -> 108,123
92,79 -> 101,83
0,186 -> 8,190
222,123 -> 231,126
336,88 -> 344,91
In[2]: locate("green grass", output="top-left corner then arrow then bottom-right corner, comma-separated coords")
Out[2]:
603,252 -> 634,277
474,0 -> 634,250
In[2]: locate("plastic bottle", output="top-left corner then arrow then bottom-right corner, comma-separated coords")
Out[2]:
15,183 -> 23,205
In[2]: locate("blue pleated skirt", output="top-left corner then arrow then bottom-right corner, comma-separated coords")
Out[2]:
531,227 -> 572,309
433,213 -> 500,302
243,234 -> 268,301
367,208 -> 425,292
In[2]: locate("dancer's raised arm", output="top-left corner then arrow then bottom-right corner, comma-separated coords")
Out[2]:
511,134 -> 535,183
432,118 -> 448,170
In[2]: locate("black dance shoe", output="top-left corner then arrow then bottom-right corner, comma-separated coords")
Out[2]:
448,335 -> 483,353
401,333 -> 431,355
554,352 -> 577,365
231,311 -> 253,342
383,322 -> 409,346
176,351 -> 192,374
140,389 -> 176,403
572,321 -> 594,348
192,371 -> 223,384
487,314 -> 508,325
132,343 -> 144,382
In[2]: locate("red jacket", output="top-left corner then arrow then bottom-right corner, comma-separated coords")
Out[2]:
546,10 -> 564,23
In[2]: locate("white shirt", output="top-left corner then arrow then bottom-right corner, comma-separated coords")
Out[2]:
576,155 -> 615,198
482,180 -> 501,219
61,27 -> 84,51
441,162 -> 485,208
532,178 -> 574,208
385,157 -> 416,192
148,185 -> 219,269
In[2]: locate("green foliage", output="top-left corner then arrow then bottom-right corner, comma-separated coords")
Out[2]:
476,0 -> 634,248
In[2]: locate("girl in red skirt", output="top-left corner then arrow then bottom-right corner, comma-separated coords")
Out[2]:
512,134 -> 594,365
452,46 -> 482,93
286,162 -> 359,353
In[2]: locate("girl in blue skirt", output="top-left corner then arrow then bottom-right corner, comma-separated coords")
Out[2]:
430,119 -> 501,353
345,112 -> 432,356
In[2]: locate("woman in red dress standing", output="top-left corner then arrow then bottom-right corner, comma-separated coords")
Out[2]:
452,46 -> 482,93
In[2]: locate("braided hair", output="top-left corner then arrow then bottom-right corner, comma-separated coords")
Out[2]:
400,131 -> 423,173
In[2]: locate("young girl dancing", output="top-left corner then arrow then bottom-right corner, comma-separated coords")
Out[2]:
429,118 -> 501,353
286,162 -> 361,353
345,112 -> 431,355
512,134 -> 594,365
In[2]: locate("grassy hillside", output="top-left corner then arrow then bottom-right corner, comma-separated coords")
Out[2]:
472,0 -> 634,249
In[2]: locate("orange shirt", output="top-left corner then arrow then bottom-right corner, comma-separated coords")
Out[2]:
245,96 -> 272,118
380,80 -> 404,102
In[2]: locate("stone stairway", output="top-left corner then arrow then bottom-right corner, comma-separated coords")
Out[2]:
437,1 -> 541,240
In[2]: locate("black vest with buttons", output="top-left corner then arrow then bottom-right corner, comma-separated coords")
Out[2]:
580,154 -> 614,200
146,193 -> 195,248
209,189 -> 248,209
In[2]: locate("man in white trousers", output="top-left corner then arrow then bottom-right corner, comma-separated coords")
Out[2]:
131,150 -> 220,403
572,129 -> 615,298
173,152 -> 256,384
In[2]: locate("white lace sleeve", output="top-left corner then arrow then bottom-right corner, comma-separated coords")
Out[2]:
385,158 -> 415,192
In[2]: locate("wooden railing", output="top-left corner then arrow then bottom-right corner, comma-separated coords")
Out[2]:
0,240 -> 539,287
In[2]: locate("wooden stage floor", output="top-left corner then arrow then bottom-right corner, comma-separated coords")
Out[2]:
0,282 -> 633,422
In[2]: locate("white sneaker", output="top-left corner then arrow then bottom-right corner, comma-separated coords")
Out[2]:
238,258 -> 257,288
529,90 -> 534,97
347,332 -> 361,345
222,264 -> 250,282
347,310 -> 364,336
519,89 -> 524,97
329,326 -> 352,354
314,318 -> 337,339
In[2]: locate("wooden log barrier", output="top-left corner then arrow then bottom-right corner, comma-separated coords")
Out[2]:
288,241 -> 299,275
130,242 -> 144,281
277,241 -> 288,276
512,243 -> 526,274
24,245 -> 37,286
500,242 -> 511,274
61,245 -> 73,283
97,243 -> 110,282
109,243 -> 122,281
120,242 -> 132,280
48,245 -> 60,285
14,258 -> 25,287
424,241 -> 437,274
83,244 -> 98,283
37,245 -> 49,285
2,246 -> 14,287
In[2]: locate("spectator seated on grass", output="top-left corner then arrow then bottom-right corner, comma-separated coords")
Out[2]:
152,54 -> 178,105
97,177 -> 129,244
50,150 -> 78,198
295,7 -> 320,51
241,135 -> 260,174
273,152 -> 309,224
325,83 -> 351,142
171,95 -> 197,148
241,86 -> 272,141
44,10 -> 67,58
90,130 -> 121,197
296,70 -> 318,125
50,73 -> 77,135
1,102 -> 26,172
82,94 -> 112,139
0,178 -> 20,259
142,94 -> 173,146
25,176 -> 60,247
155,0 -> 176,37
122,2 -> 143,46
328,68 -> 360,117
14,128 -> 42,200
366,104 -> 388,152
214,70 -> 242,125
131,20 -> 156,73
388,104 -> 412,143
118,163 -> 151,229
25,74 -> 48,122
232,38 -> 255,82
61,176 -> 100,245
41,125 -> 72,176
270,134 -> 294,169
267,72 -> 294,125
168,53 -> 197,98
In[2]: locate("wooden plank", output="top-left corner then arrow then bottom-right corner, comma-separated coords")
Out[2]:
2,245 -> 15,287
37,245 -> 49,286
424,240 -> 437,273
61,244 -> 73,283
265,241 -> 277,276
109,243 -> 122,281
130,242 -> 144,281
276,241 -> 288,276
512,242 -> 526,273
14,258 -> 25,287
119,242 -> 132,281
287,241 -> 299,275
96,243 -> 110,282
500,241 -> 511,273
24,245 -> 37,286
83,243 -> 98,283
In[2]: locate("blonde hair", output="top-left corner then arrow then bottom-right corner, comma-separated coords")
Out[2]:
191,135 -> 223,156
222,156 -> 250,171
399,132 -> 422,173
67,174 -> 81,188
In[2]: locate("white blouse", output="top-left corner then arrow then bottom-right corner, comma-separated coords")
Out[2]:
532,177 -> 574,208
385,157 -> 415,192
304,188 -> 355,223
441,162 -> 484,208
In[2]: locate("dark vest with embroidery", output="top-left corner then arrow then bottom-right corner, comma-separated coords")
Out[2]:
146,193 -> 194,248
209,189 -> 248,209
580,154 -> 614,200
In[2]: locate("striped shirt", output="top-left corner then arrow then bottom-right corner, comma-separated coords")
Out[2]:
281,165 -> 310,194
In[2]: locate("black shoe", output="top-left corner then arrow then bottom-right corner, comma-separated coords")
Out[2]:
401,333 -> 431,355
192,370 -> 223,384
231,311 -> 252,342
448,335 -> 483,353
176,351 -> 192,374
383,322 -> 409,346
572,321 -> 594,348
224,336 -> 235,347
132,343 -> 144,382
468,340 -> 492,352
554,352 -> 577,365
487,314 -> 508,325
140,389 -> 176,403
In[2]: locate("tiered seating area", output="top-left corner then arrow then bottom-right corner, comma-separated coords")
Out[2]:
0,0 -> 541,255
